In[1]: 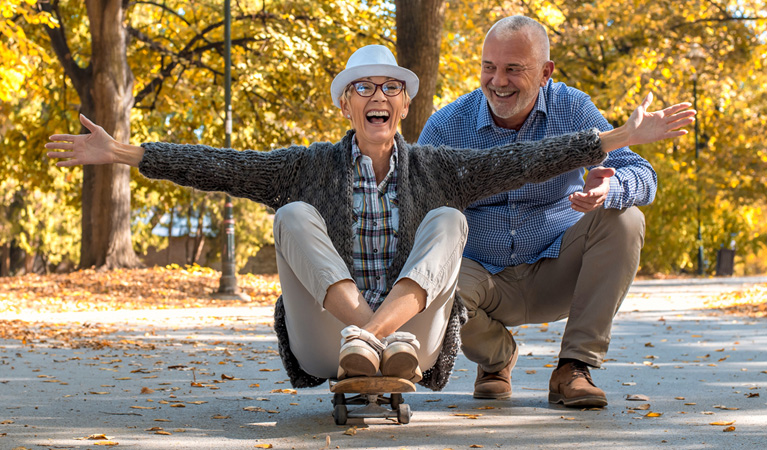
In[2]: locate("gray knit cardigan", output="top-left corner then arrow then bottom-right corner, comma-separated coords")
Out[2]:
139,128 -> 606,390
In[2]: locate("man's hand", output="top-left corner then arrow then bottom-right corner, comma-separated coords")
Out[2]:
569,166 -> 615,213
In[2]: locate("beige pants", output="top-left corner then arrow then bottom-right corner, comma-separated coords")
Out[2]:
458,207 -> 645,372
274,202 -> 467,379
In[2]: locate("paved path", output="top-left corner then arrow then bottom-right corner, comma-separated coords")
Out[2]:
2,277 -> 766,449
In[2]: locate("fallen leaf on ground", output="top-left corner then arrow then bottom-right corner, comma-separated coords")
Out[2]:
710,420 -> 736,426
628,404 -> 651,411
212,415 -> 230,419
270,389 -> 296,394
140,387 -> 154,394
452,413 -> 482,419
723,426 -> 736,432
626,394 -> 650,401
343,426 -> 357,436
254,444 -> 273,449
644,412 -> 662,417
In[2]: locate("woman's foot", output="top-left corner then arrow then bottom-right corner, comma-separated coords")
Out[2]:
337,326 -> 385,380
381,332 -> 422,382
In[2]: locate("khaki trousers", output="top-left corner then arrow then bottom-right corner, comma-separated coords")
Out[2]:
274,202 -> 467,379
458,207 -> 645,372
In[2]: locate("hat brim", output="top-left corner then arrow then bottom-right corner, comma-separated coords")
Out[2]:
331,64 -> 419,108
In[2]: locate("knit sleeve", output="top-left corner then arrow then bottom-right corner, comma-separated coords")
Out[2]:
436,128 -> 607,209
138,142 -> 297,208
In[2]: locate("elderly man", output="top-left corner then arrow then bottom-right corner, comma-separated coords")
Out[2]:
418,16 -> 658,407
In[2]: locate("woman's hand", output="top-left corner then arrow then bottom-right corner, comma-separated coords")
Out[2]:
599,93 -> 696,153
46,114 -> 144,167
625,93 -> 696,146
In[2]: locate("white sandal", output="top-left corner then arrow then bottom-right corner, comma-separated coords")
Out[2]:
381,332 -> 422,382
337,325 -> 385,380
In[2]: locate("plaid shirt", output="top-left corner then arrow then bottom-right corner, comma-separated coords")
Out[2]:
418,80 -> 657,274
351,137 -> 400,310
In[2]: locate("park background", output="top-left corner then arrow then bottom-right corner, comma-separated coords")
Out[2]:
1,0 -> 766,283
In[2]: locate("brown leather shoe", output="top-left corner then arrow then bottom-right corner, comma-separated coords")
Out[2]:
473,339 -> 520,399
548,361 -> 608,407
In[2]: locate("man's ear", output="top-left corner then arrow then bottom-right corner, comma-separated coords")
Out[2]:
541,60 -> 555,86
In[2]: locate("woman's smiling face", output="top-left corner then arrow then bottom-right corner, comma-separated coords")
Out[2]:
340,76 -> 409,151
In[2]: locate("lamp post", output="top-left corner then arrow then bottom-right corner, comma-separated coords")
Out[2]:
688,43 -> 706,275
213,0 -> 249,301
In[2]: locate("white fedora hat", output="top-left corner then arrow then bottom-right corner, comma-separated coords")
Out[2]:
330,45 -> 419,108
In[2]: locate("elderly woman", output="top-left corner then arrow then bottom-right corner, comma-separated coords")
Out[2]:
47,45 -> 694,390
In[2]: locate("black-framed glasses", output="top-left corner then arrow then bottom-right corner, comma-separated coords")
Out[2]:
351,80 -> 406,98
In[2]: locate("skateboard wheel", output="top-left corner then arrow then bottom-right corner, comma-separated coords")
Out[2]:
391,393 -> 403,409
397,403 -> 411,424
333,404 -> 348,425
332,393 -> 345,406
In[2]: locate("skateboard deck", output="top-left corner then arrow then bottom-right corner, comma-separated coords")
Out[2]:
329,377 -> 415,425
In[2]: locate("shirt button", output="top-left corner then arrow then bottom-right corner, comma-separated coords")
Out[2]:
375,276 -> 381,280
510,230 -> 516,236
511,253 -> 517,259
373,249 -> 378,253
373,221 -> 378,227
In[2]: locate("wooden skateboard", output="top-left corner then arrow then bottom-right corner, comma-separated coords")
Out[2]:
329,376 -> 416,425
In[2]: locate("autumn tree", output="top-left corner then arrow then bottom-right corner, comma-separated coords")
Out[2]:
437,0 -> 767,275
38,0 -> 141,270
9,0 -> 392,273
395,0 -> 446,141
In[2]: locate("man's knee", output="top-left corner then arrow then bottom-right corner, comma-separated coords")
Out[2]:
456,259 -> 489,317
598,206 -> 645,245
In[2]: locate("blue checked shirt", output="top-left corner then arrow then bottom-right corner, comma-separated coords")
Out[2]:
351,137 -> 400,310
418,80 -> 657,274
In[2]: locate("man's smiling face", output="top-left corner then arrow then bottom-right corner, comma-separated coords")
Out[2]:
480,29 -> 552,130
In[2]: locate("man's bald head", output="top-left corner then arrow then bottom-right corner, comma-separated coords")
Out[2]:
485,16 -> 550,63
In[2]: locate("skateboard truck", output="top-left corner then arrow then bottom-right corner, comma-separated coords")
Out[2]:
329,376 -> 416,425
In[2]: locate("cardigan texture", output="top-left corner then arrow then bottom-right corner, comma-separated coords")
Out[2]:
140,128 -> 605,295
139,128 -> 606,390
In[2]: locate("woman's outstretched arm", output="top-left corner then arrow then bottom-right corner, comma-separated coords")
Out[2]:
599,93 -> 695,152
46,114 -> 144,167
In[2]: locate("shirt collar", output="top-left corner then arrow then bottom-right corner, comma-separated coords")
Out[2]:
476,86 -> 549,133
351,134 -> 398,164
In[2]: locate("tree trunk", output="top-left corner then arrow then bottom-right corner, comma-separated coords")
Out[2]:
42,0 -> 142,270
395,0 -> 446,142
0,243 -> 9,277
